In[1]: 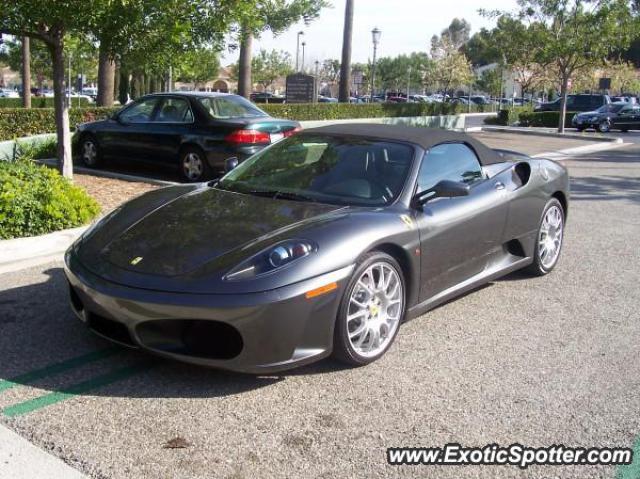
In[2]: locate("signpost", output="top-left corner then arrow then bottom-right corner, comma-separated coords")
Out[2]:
599,78 -> 611,91
286,73 -> 317,104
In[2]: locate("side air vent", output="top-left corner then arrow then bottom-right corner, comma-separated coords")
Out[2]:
505,239 -> 526,258
513,162 -> 531,186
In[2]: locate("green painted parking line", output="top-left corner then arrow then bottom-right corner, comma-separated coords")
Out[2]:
2,362 -> 152,417
0,348 -> 121,394
616,436 -> 640,479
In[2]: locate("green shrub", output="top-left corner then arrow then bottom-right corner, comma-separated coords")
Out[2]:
0,97 -> 91,108
0,160 -> 100,239
518,111 -> 577,128
0,107 -> 120,141
260,102 -> 483,121
484,107 -> 532,126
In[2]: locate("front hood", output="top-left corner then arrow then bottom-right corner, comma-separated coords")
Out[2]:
576,110 -> 601,118
99,187 -> 342,277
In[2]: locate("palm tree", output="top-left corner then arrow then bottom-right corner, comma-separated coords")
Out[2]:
338,0 -> 354,102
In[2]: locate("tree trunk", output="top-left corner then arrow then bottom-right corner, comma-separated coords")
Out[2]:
238,30 -> 253,99
113,61 -> 120,100
21,37 -> 31,108
338,0 -> 354,103
150,76 -> 157,94
97,44 -> 115,106
50,37 -> 73,179
558,74 -> 569,134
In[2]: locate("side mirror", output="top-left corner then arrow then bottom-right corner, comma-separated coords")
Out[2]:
412,179 -> 470,207
224,157 -> 239,173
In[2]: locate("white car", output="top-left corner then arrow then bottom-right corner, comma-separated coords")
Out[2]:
0,89 -> 20,98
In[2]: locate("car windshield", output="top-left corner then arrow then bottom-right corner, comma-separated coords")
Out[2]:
198,95 -> 267,119
597,103 -> 625,113
217,134 -> 415,207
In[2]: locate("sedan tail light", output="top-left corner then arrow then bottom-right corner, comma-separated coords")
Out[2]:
225,129 -> 271,145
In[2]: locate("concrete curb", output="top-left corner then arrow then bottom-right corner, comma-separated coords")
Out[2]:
480,126 -> 623,143
37,159 -> 179,186
0,226 -> 88,275
0,424 -> 88,479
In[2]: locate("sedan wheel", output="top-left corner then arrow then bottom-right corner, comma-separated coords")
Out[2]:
598,120 -> 610,133
333,252 -> 405,366
526,198 -> 564,276
80,137 -> 101,167
180,148 -> 210,182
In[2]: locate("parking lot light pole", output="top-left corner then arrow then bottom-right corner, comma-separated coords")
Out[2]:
301,42 -> 306,72
370,27 -> 381,102
296,31 -> 304,71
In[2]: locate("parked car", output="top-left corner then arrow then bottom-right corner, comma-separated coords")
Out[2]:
250,92 -> 285,104
75,92 -> 301,182
571,102 -> 631,132
611,104 -> 640,132
317,95 -> 338,103
0,89 -> 19,98
535,94 -> 610,112
65,124 -> 569,372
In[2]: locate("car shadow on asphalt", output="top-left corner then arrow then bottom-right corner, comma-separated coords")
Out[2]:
0,267 -> 350,404
570,174 -> 640,204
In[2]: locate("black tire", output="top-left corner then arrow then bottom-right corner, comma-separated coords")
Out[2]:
525,198 -> 565,276
332,251 -> 406,367
179,146 -> 211,182
79,135 -> 102,167
597,120 -> 610,133
576,126 -> 585,132
621,127 -> 629,133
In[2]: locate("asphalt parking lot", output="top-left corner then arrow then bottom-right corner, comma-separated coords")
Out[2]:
1,135 -> 639,479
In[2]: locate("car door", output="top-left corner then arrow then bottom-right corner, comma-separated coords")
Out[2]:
147,96 -> 196,163
414,143 -> 509,301
100,96 -> 162,161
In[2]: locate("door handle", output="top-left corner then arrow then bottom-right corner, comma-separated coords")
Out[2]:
494,181 -> 505,191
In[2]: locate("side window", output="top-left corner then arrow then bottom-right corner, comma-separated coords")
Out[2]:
119,98 -> 160,123
417,143 -> 484,192
156,98 -> 194,123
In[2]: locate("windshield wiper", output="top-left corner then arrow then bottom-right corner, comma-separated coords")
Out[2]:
245,188 -> 316,203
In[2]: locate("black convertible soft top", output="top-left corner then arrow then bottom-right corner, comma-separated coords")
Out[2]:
305,123 -> 503,166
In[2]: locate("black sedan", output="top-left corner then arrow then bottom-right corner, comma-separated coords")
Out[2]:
612,104 -> 640,132
65,125 -> 569,373
75,92 -> 300,182
571,102 -> 632,132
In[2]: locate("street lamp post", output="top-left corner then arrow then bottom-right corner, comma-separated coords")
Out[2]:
370,27 -> 381,102
301,42 -> 306,72
296,31 -> 304,71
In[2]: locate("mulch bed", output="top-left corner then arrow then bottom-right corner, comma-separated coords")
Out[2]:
73,173 -> 160,214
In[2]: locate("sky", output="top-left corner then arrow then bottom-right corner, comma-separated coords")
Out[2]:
220,0 -> 519,67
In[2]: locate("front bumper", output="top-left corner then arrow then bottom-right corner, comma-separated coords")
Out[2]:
64,252 -> 353,373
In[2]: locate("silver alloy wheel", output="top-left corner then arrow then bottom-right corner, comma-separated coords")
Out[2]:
599,120 -> 610,133
82,140 -> 97,165
346,261 -> 403,358
538,205 -> 563,269
183,152 -> 203,180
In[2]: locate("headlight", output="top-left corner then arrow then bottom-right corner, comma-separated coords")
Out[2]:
224,239 -> 317,281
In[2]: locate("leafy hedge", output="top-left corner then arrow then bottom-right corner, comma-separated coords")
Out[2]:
0,97 -> 91,108
484,107 -> 533,126
0,107 -> 119,141
518,111 -> 577,128
0,159 -> 100,239
261,102 -> 485,121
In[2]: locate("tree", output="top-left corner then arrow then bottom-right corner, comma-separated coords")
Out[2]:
497,0 -> 638,133
462,28 -> 500,67
22,37 -> 30,108
0,0 -> 101,178
428,33 -> 473,97
440,18 -> 471,50
2,37 -> 52,91
235,0 -> 327,98
338,0 -> 354,102
475,68 -> 502,97
376,53 -> 433,93
251,49 -> 293,91
175,47 -> 221,90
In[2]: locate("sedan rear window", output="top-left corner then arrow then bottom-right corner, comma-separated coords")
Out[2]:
199,96 -> 267,119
